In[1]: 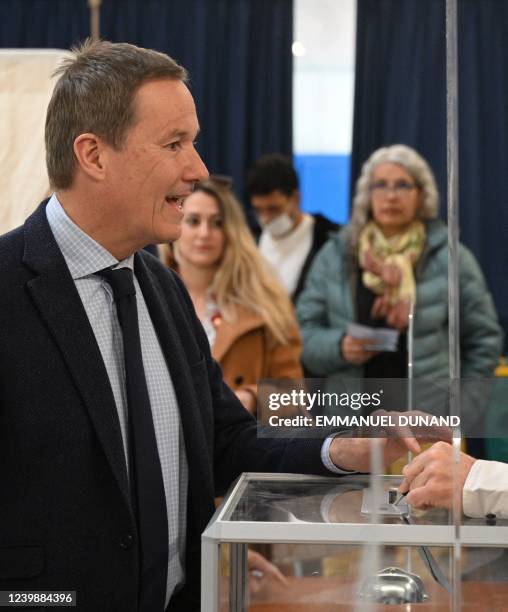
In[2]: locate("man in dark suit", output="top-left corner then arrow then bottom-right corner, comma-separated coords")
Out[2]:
0,41 -> 417,611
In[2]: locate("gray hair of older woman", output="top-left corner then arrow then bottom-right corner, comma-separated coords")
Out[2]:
348,144 -> 440,253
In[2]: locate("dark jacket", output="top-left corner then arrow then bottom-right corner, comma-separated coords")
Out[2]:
292,213 -> 339,302
254,213 -> 338,303
0,203 -> 329,611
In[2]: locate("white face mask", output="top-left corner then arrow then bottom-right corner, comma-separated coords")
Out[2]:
259,213 -> 294,238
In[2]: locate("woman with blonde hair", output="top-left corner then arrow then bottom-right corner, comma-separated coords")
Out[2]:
297,144 -> 502,381
161,176 -> 302,413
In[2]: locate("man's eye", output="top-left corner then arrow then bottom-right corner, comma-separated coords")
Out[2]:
166,141 -> 181,151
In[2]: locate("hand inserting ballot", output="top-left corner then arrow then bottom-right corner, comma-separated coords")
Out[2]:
397,442 -> 476,512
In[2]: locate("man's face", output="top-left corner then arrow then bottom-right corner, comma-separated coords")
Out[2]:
250,189 -> 299,227
102,79 -> 208,254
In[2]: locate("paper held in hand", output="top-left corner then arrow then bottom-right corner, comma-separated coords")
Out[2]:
347,322 -> 399,352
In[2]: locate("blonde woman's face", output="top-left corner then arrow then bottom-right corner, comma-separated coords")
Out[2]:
177,191 -> 225,268
369,163 -> 421,236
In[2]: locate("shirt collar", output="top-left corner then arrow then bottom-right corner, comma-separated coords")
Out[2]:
46,193 -> 134,280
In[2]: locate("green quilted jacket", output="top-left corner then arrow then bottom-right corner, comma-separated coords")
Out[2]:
296,219 -> 503,380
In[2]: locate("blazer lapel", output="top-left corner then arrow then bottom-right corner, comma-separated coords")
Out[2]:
22,204 -> 130,508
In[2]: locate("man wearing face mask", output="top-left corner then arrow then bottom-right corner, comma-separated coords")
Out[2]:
247,153 -> 339,301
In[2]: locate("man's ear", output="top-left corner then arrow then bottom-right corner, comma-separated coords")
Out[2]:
73,133 -> 106,181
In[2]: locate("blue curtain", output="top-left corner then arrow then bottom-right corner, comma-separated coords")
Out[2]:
352,0 -> 508,352
0,0 -> 88,47
0,0 -> 293,202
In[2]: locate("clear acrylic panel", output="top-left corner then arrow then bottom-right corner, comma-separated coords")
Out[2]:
202,473 -> 508,611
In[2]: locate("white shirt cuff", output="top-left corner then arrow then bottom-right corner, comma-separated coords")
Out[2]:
321,434 -> 357,475
463,459 -> 508,519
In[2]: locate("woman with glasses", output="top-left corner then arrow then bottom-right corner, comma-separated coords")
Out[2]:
161,177 -> 303,414
297,144 -> 502,382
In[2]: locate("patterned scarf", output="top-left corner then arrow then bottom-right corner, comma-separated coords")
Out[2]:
358,220 -> 426,306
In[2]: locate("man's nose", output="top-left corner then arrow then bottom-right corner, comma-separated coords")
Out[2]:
185,147 -> 209,184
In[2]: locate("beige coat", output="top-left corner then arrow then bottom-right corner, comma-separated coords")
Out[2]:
160,251 -> 303,398
211,304 -> 303,398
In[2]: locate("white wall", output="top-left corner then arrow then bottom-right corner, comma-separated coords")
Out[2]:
0,49 -> 71,233
293,0 -> 356,155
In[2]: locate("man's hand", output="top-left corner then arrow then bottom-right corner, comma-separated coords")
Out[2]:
329,433 -> 421,473
328,410 -> 452,473
341,335 -> 378,365
398,441 -> 476,511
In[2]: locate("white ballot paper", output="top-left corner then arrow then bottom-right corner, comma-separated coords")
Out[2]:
347,322 -> 399,352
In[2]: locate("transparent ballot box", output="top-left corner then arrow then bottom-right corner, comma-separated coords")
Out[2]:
201,473 -> 508,611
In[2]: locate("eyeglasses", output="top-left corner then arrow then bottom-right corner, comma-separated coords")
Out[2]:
369,180 -> 417,196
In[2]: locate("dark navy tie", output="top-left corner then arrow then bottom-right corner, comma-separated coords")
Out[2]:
96,267 -> 168,611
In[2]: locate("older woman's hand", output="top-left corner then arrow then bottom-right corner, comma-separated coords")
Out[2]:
363,250 -> 402,287
341,335 -> 378,365
381,262 -> 403,287
386,298 -> 411,330
371,296 -> 410,331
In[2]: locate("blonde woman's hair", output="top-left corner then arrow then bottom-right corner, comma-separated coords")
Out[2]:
161,178 -> 297,345
349,144 -> 440,253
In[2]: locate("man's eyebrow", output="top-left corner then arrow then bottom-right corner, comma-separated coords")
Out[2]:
165,126 -> 201,140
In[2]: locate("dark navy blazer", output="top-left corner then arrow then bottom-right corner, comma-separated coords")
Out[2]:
0,202 -> 329,611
